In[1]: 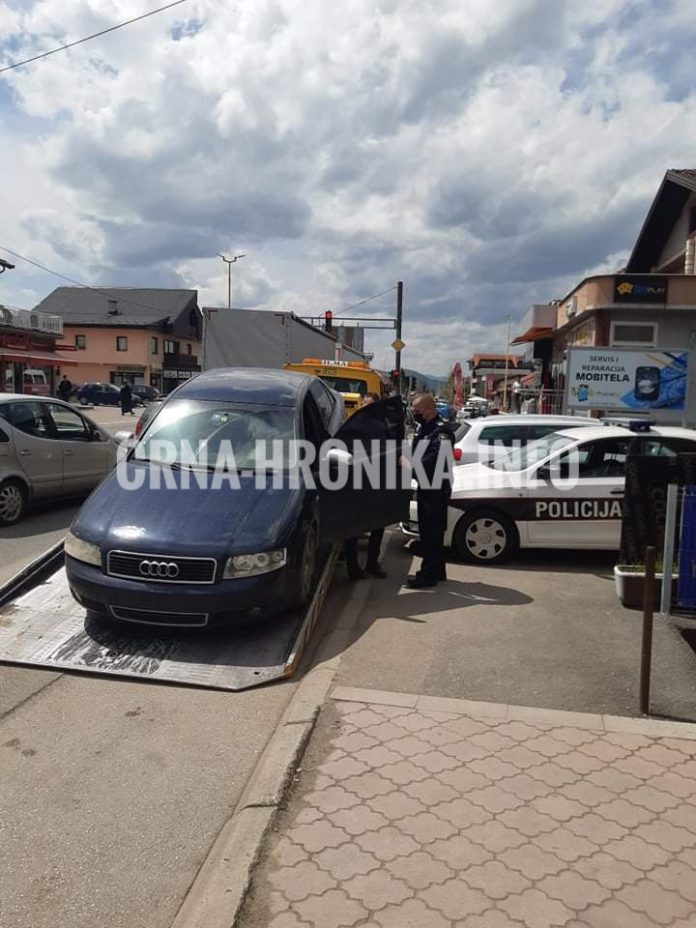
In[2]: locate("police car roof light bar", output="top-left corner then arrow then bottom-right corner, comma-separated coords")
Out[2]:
600,417 -> 655,432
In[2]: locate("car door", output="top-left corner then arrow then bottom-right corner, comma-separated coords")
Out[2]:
46,402 -> 115,494
314,395 -> 410,543
526,436 -> 631,549
2,400 -> 64,497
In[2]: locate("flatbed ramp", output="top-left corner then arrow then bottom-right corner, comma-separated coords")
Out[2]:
0,548 -> 337,691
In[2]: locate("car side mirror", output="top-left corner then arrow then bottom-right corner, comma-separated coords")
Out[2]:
113,430 -> 133,445
91,429 -> 104,442
536,464 -> 552,481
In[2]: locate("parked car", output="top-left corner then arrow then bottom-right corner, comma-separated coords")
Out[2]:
403,422 -> 696,564
131,385 -> 160,404
77,383 -> 142,407
0,395 -> 117,525
453,414 -> 595,464
65,368 -> 409,628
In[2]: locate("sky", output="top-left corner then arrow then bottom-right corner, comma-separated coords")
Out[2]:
1,0 -> 696,375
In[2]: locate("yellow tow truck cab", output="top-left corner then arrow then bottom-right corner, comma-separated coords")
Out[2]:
282,359 -> 387,417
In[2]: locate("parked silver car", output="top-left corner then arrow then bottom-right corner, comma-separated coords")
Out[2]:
0,395 -> 117,525
453,414 -> 595,464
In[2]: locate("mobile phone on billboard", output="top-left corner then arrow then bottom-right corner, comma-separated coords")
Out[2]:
634,366 -> 660,402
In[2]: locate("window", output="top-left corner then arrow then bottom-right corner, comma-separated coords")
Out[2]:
479,425 -> 523,447
75,334 -> 86,350
48,403 -> 90,441
689,207 -> 696,234
310,382 -> 336,427
5,401 -> 53,438
557,438 -> 632,479
610,322 -> 657,347
116,336 -> 128,352
187,343 -> 192,355
0,426 -> 8,443
164,339 -> 176,354
151,337 -> 159,355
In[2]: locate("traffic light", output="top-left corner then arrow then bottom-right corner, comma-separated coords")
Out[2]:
390,369 -> 400,389
324,310 -> 333,332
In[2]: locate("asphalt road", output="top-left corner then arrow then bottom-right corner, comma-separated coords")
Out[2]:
0,404 -> 301,928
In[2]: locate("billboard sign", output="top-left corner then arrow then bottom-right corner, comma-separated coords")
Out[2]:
567,347 -> 687,411
613,275 -> 668,304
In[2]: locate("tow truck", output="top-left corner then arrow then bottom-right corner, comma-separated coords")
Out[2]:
283,358 -> 387,417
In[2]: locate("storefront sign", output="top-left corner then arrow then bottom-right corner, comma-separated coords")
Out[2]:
566,347 -> 687,411
677,487 -> 696,608
614,275 -> 667,304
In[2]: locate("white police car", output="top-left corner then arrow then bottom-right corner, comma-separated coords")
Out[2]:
403,421 -> 696,564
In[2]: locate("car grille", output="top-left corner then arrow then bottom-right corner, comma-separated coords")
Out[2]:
109,606 -> 209,627
106,550 -> 217,584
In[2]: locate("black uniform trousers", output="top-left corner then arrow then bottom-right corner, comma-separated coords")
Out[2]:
345,529 -> 384,571
416,487 -> 451,581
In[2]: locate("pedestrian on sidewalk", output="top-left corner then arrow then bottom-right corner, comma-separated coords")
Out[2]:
57,376 -> 73,402
344,392 -> 388,580
119,382 -> 134,416
407,392 -> 454,588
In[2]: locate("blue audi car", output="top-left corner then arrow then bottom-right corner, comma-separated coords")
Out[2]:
65,368 -> 407,628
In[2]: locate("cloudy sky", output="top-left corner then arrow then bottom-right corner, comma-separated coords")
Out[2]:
1,0 -> 696,374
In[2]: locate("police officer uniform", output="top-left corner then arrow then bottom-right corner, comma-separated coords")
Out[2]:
409,415 -> 454,588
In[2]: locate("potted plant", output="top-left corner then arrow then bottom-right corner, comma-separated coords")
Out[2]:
614,561 -> 678,610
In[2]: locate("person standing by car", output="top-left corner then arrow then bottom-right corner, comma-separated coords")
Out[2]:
57,376 -> 73,402
119,381 -> 134,416
407,393 -> 454,589
344,392 -> 389,580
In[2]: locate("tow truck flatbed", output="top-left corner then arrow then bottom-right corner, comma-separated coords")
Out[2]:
0,544 -> 336,691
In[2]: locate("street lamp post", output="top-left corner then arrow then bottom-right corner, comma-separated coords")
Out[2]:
502,314 -> 512,412
218,253 -> 246,308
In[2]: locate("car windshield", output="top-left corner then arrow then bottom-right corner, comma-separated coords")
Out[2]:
318,376 -> 368,395
488,433 -> 576,471
134,399 -> 296,470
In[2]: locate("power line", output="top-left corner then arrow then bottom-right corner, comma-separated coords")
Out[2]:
333,285 -> 397,317
0,0 -> 191,75
0,242 -> 184,315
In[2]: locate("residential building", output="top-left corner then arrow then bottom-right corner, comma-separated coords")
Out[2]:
467,353 -> 531,403
0,304 -> 76,395
34,288 -> 201,394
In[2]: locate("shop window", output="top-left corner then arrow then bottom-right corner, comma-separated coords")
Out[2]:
151,337 -> 159,355
610,322 -> 657,347
116,336 -> 128,352
75,334 -> 86,350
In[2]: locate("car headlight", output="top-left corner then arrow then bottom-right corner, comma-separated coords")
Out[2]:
64,531 -> 102,567
223,549 -> 287,579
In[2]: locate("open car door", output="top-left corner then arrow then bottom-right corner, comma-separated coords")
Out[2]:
318,395 -> 411,544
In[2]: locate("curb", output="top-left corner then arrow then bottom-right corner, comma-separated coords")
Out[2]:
170,561 -> 374,928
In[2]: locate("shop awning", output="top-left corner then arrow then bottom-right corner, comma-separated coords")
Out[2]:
0,349 -> 78,366
511,326 -> 553,345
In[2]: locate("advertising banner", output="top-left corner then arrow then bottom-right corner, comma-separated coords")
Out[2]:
567,347 -> 687,411
613,275 -> 668,304
677,487 -> 696,609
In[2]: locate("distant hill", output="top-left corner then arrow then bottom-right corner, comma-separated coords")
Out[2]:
402,368 -> 448,394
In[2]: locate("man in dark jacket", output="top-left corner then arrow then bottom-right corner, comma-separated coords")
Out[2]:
120,382 -> 134,416
407,393 -> 454,588
57,376 -> 72,402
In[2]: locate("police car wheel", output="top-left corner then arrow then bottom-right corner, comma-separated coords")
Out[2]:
454,509 -> 517,564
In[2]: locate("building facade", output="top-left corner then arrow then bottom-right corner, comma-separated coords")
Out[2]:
34,288 -> 201,394
0,305 -> 76,395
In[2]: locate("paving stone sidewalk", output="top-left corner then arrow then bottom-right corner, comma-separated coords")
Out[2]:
240,687 -> 696,928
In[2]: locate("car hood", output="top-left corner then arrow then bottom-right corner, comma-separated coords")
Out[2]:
72,462 -> 301,558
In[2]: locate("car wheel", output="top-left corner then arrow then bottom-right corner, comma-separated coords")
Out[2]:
294,522 -> 318,606
0,479 -> 27,526
79,396 -> 89,406
453,508 -> 517,564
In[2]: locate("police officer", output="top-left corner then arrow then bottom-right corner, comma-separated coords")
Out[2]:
407,393 -> 454,589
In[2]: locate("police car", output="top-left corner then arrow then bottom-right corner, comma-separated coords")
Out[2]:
403,420 -> 696,564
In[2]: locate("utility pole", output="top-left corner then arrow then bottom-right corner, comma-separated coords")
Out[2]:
395,280 -> 403,394
502,314 -> 512,412
218,253 -> 246,308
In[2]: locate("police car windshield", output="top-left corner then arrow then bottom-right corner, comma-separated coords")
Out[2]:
489,434 -> 576,471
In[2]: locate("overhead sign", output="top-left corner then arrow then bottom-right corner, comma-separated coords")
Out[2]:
567,347 -> 687,411
614,275 -> 668,304
391,338 -> 405,352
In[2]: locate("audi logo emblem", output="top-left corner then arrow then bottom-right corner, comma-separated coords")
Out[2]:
139,560 -> 180,579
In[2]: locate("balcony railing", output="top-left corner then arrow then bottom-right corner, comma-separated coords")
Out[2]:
163,352 -> 198,369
